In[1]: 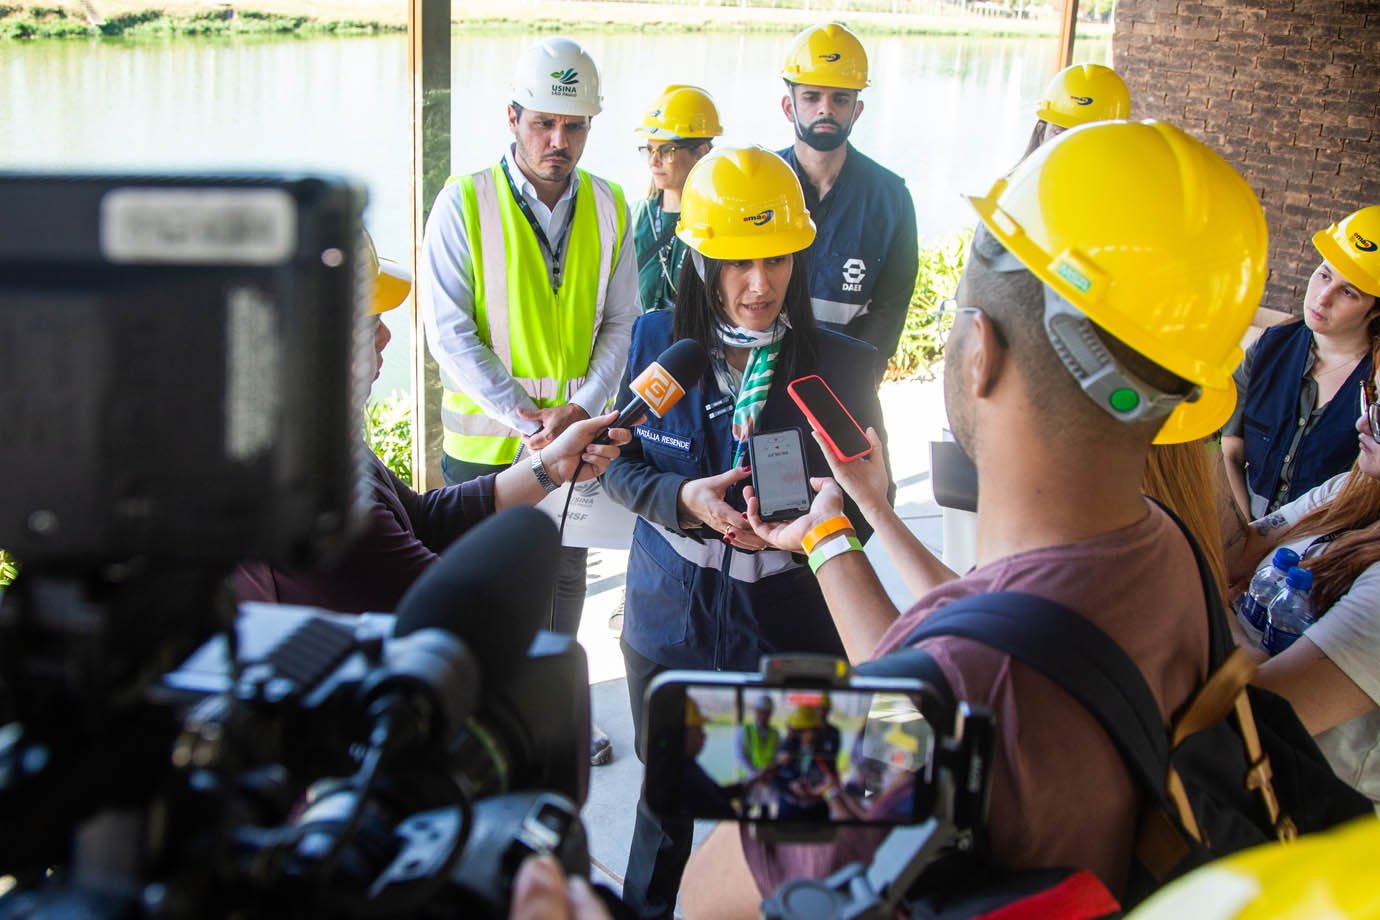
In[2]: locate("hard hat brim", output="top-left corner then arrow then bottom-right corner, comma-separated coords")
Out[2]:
371,259 -> 413,315
679,225 -> 817,262
1153,383 -> 1236,445
1313,228 -> 1380,299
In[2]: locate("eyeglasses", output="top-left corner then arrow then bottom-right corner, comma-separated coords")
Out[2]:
638,143 -> 689,163
1361,379 -> 1379,440
935,297 -> 979,347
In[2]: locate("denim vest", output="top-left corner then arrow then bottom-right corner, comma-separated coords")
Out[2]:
1241,320 -> 1370,511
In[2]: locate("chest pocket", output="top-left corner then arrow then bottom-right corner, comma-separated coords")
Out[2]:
828,245 -> 882,302
636,426 -> 702,477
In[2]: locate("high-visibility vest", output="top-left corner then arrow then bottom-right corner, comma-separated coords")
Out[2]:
741,722 -> 780,771
442,164 -> 627,466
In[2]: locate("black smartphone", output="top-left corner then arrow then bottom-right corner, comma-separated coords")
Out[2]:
787,374 -> 873,462
748,428 -> 812,522
642,671 -> 939,826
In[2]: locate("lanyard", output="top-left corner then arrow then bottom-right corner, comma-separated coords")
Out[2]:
499,158 -> 578,292
647,201 -> 680,300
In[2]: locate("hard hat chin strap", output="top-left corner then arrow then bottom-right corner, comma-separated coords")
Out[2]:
1042,285 -> 1198,426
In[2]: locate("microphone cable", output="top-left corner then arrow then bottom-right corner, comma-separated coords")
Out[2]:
551,456 -> 590,632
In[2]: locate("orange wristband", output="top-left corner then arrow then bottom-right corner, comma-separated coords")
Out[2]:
801,515 -> 854,555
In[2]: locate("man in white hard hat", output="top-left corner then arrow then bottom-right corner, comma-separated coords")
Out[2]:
419,36 -> 639,766
777,22 -> 918,384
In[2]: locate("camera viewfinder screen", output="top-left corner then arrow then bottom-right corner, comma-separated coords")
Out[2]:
678,686 -> 932,824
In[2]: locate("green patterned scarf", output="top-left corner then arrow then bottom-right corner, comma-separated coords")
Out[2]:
716,320 -> 786,468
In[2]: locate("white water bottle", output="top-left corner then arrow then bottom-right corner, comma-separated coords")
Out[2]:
1263,566 -> 1315,656
1234,547 -> 1300,633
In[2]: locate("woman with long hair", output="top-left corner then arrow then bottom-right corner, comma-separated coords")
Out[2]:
602,146 -> 885,920
631,84 -> 720,313
1222,205 -> 1380,519
1225,353 -> 1380,802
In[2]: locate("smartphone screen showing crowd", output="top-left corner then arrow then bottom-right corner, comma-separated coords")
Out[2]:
748,428 -> 813,521
642,672 -> 938,827
787,374 -> 872,462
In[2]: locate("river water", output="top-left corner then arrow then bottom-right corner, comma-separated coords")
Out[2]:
1,30 -> 1108,397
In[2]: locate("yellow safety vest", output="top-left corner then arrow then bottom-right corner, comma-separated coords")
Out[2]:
442,164 -> 627,466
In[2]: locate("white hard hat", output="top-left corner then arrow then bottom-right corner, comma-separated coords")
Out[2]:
511,37 -> 603,117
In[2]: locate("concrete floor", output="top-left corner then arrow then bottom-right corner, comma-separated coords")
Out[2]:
568,378 -> 953,903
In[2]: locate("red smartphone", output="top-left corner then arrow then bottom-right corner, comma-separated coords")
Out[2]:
787,374 -> 873,462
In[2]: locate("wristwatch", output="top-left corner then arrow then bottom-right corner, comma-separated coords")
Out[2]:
530,452 -> 560,493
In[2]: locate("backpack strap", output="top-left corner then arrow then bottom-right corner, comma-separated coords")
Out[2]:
903,593 -> 1174,816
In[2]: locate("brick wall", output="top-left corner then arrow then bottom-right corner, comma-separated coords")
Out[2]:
1113,0 -> 1380,313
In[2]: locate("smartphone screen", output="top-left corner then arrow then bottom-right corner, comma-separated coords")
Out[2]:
789,375 -> 871,460
749,429 -> 812,521
645,682 -> 935,825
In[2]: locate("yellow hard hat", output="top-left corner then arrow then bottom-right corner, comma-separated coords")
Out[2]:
787,706 -> 823,731
965,120 -> 1267,444
1313,205 -> 1380,298
685,697 -> 706,729
676,146 -> 816,260
1035,63 -> 1131,130
362,231 -> 412,315
1127,817 -> 1380,920
636,84 -> 723,141
780,22 -> 869,91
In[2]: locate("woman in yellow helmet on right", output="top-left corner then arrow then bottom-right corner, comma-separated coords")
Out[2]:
1222,205 -> 1380,520
1022,62 -> 1131,158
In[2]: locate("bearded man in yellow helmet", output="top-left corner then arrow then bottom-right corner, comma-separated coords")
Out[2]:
681,121 -> 1269,916
418,37 -> 639,766
776,22 -> 918,384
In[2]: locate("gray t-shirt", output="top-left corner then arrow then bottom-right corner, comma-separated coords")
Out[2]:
1245,474 -> 1380,803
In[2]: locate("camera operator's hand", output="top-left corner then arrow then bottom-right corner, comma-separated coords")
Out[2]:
540,410 -> 638,486
743,478 -> 846,553
509,854 -> 612,920
813,427 -> 890,523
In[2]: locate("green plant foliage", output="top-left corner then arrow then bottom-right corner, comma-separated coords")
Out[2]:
0,5 -> 404,39
0,549 -> 18,588
366,392 -> 413,487
886,228 -> 972,382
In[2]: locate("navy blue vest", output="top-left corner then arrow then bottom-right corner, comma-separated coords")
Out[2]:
1241,320 -> 1370,508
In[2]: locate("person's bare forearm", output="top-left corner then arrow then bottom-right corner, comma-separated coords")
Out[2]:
815,552 -> 902,662
1220,435 -> 1251,519
864,504 -> 958,599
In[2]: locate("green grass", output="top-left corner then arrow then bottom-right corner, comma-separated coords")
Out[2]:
0,5 -> 403,39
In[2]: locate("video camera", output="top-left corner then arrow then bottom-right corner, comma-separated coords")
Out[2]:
642,654 -> 997,920
0,173 -> 592,917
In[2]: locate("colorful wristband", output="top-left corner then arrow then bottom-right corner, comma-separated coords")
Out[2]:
801,515 -> 854,555
808,535 -> 863,574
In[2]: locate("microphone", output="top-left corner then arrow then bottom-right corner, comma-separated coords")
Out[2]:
595,338 -> 708,444
368,508 -> 561,751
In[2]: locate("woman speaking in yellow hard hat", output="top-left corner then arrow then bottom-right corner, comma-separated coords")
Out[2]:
601,146 -> 885,918
1222,205 -> 1380,519
632,84 -> 722,314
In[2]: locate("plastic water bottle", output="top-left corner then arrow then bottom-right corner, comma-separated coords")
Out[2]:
1263,567 -> 1315,656
1234,548 -> 1300,632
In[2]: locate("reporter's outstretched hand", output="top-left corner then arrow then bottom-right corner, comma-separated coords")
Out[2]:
508,854 -> 612,920
540,410 -> 638,485
814,427 -> 889,521
743,478 -> 846,553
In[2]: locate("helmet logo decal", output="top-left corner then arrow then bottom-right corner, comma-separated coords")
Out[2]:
842,258 -> 866,292
649,108 -> 662,117
1053,259 -> 1093,294
549,68 -> 579,85
819,52 -> 842,62
744,210 -> 775,226
1071,95 -> 1094,106
1353,232 -> 1378,253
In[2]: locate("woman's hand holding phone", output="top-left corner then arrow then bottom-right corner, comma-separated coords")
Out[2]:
743,477 -> 846,553
813,426 -> 890,522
